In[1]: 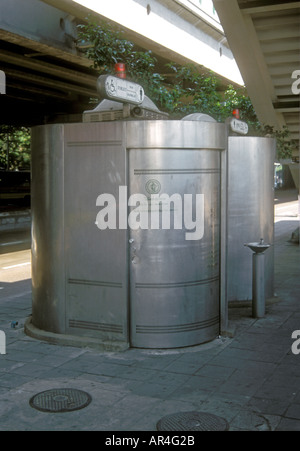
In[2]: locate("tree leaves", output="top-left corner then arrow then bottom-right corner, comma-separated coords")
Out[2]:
0,126 -> 30,171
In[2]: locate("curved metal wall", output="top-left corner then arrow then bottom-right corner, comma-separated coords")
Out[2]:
128,149 -> 221,347
31,125 -> 66,335
127,122 -> 223,347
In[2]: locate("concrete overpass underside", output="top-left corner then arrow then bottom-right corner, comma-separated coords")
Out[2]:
213,0 -> 300,160
0,0 -> 242,127
0,0 -> 100,126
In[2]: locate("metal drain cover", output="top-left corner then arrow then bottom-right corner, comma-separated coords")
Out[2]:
29,388 -> 92,413
157,411 -> 229,431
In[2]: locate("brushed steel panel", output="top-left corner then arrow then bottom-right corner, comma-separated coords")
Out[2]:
63,123 -> 128,342
227,136 -> 275,302
128,147 -> 221,348
31,124 -> 66,334
126,120 -> 226,150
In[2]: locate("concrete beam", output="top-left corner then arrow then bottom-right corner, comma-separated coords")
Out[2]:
240,1 -> 300,15
0,28 -> 91,68
40,0 -> 244,85
213,0 -> 285,129
4,67 -> 96,98
0,49 -> 97,88
0,0 -> 79,54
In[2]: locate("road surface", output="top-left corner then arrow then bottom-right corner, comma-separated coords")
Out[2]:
0,243 -> 31,301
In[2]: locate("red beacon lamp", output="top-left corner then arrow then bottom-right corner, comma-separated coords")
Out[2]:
115,63 -> 126,79
227,108 -> 248,135
232,109 -> 240,119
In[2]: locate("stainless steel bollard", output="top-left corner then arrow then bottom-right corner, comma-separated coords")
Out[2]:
244,239 -> 271,319
252,252 -> 265,318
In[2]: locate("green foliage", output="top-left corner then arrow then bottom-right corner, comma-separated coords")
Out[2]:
77,18 -> 256,120
221,85 -> 259,126
162,63 -> 223,118
0,125 -> 31,170
78,17 -> 294,159
77,18 -> 161,98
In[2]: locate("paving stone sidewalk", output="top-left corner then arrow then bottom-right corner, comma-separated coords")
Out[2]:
0,200 -> 299,431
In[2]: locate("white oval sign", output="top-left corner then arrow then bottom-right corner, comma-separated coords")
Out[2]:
230,118 -> 248,135
97,75 -> 144,105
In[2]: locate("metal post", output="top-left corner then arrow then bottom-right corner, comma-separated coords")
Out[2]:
244,239 -> 271,319
252,252 -> 265,318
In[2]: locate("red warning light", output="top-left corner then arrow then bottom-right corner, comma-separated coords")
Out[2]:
232,109 -> 240,119
115,63 -> 126,79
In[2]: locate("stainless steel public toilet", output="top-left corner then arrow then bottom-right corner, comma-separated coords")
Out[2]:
31,118 -> 225,349
28,76 -> 275,350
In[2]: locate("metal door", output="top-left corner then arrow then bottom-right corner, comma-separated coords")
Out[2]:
128,147 -> 221,348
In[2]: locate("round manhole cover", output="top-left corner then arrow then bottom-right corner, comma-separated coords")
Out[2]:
29,388 -> 92,413
157,411 -> 229,432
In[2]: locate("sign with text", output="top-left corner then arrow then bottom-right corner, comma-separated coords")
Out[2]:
97,75 -> 144,105
229,118 -> 248,135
